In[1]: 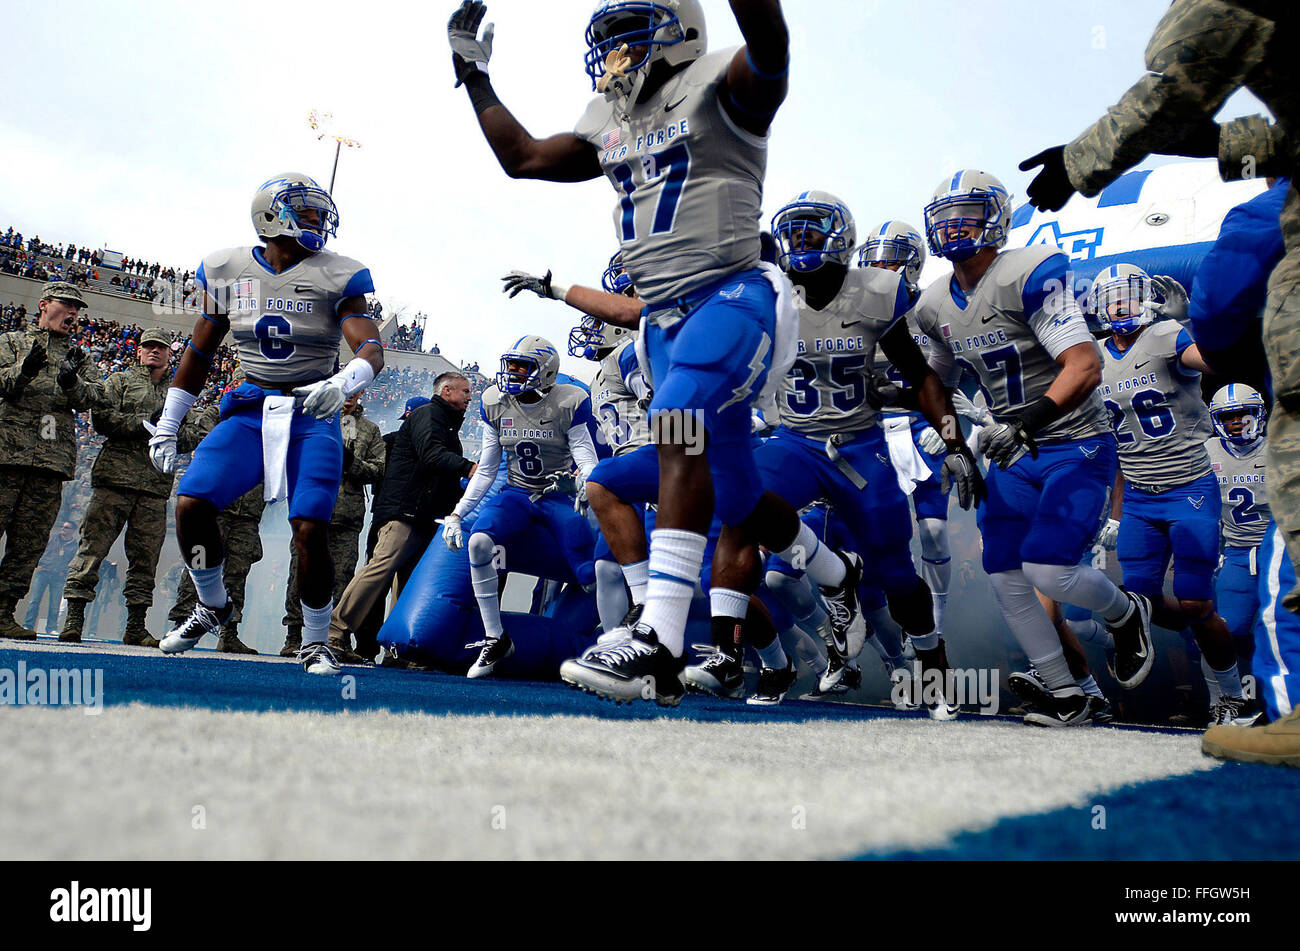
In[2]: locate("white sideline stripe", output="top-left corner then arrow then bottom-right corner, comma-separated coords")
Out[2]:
0,705 -> 1214,860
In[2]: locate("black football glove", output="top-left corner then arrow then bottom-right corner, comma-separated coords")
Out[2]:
1019,145 -> 1074,212
20,342 -> 47,378
939,446 -> 987,510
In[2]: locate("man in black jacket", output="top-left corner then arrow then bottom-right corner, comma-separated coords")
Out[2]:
329,373 -> 476,649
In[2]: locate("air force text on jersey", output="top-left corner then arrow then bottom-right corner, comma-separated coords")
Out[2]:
599,119 -> 690,165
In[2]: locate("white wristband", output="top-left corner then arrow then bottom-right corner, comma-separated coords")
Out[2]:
335,356 -> 376,397
551,281 -> 570,301
156,387 -> 198,438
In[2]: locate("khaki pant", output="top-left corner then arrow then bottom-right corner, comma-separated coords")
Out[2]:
329,520 -> 429,642
63,486 -> 166,607
0,467 -> 64,602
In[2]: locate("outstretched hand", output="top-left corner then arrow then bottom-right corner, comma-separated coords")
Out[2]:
1019,145 -> 1074,212
448,1 -> 495,87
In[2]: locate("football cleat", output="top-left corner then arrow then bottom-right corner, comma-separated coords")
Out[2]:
1088,694 -> 1116,725
886,660 -> 921,711
1208,695 -> 1257,728
683,646 -> 745,698
1106,591 -> 1155,688
817,645 -> 863,695
466,632 -> 515,679
582,603 -> 643,658
160,601 -> 234,654
1023,685 -> 1092,728
1008,668 -> 1050,712
819,551 -> 866,658
296,641 -> 342,676
746,658 -> 797,706
560,624 -> 685,707
928,698 -> 961,721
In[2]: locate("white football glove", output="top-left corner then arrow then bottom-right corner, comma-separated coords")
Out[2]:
443,514 -> 465,552
447,1 -> 494,86
1097,517 -> 1121,551
1146,275 -> 1189,322
148,432 -> 178,474
919,426 -> 946,457
952,391 -> 992,426
573,477 -> 589,514
293,378 -> 348,420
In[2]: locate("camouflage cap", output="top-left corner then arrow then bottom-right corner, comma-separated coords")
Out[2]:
138,327 -> 170,347
39,281 -> 87,308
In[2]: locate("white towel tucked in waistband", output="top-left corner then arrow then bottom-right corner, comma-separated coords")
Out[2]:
883,415 -> 931,495
261,395 -> 296,503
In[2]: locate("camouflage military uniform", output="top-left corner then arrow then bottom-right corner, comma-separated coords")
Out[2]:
1061,0 -> 1300,602
63,362 -> 180,610
167,404 -> 266,640
0,316 -> 104,630
282,402 -> 385,654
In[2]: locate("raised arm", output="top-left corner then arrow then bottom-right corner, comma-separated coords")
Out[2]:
722,0 -> 789,136
448,2 -> 603,182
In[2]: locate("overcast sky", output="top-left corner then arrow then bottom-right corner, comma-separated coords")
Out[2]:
1,0 -> 1267,381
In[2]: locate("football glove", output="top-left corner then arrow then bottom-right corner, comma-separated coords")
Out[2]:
939,447 -> 987,510
148,431 -> 179,474
977,420 -> 1039,470
448,0 -> 494,87
442,514 -> 465,552
918,425 -> 946,457
1098,517 -> 1121,551
20,342 -> 47,378
1147,275 -> 1189,323
1019,145 -> 1074,212
293,377 -> 348,420
952,390 -> 992,426
501,269 -> 563,301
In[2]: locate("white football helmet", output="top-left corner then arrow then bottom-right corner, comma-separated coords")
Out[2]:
771,190 -> 857,273
584,1 -> 707,110
1209,383 -> 1267,446
498,335 -> 561,395
923,170 -> 1012,262
1086,263 -> 1155,336
569,316 -> 633,360
858,220 -> 927,292
251,173 -> 338,253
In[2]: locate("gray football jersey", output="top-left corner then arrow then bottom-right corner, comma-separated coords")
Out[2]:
574,48 -> 766,305
914,246 -> 1109,443
778,268 -> 912,436
871,311 -> 933,419
1206,436 -> 1270,548
592,340 -> 650,456
480,382 -> 594,490
197,246 -> 373,384
1098,320 -> 1212,487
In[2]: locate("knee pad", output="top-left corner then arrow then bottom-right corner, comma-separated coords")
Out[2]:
468,532 -> 497,567
916,517 -> 950,562
595,559 -> 625,587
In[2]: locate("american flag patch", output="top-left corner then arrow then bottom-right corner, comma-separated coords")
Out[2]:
602,129 -> 621,150
1212,462 -> 1222,471
502,417 -> 513,427
235,279 -> 255,297
940,324 -> 952,339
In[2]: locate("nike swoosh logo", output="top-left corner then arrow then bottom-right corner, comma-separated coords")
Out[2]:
664,96 -> 688,112
1134,361 -> 1149,370
1254,464 -> 1266,469
293,284 -> 313,293
840,320 -> 857,330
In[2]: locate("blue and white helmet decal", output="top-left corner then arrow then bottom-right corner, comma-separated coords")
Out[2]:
1209,382 -> 1267,445
584,0 -> 707,107
251,173 -> 339,253
1086,262 -> 1155,336
858,219 -> 927,291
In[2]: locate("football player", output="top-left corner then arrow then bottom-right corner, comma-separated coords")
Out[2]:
1205,383 -> 1270,724
443,335 -> 600,677
914,169 -> 1153,727
1088,265 -> 1248,725
700,191 -> 983,719
860,220 -> 960,635
148,173 -> 383,675
450,0 -> 871,706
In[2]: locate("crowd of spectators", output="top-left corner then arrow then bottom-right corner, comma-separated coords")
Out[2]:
388,319 -> 425,353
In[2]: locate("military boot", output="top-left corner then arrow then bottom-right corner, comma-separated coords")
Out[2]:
1203,707 -> 1300,768
217,625 -> 258,655
328,632 -> 368,665
122,604 -> 160,648
59,598 -> 88,643
0,596 -> 38,641
280,626 -> 302,657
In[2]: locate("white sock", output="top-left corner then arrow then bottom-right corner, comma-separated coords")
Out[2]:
989,569 -> 1073,688
468,533 -> 504,640
189,564 -> 228,610
710,587 -> 750,622
642,529 -> 707,656
1030,650 -> 1075,691
622,559 -> 649,605
302,600 -> 332,647
757,638 -> 788,670
1069,617 -> 1114,649
917,518 -> 951,631
1023,561 -> 1129,620
776,523 -> 845,588
595,559 -> 629,632
1211,659 -> 1242,699
1202,655 -> 1223,704
1076,674 -> 1104,698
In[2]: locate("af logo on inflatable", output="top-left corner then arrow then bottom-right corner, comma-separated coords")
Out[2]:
1026,221 -> 1105,262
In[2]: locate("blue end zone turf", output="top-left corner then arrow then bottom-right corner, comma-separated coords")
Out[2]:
860,763 -> 1300,861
